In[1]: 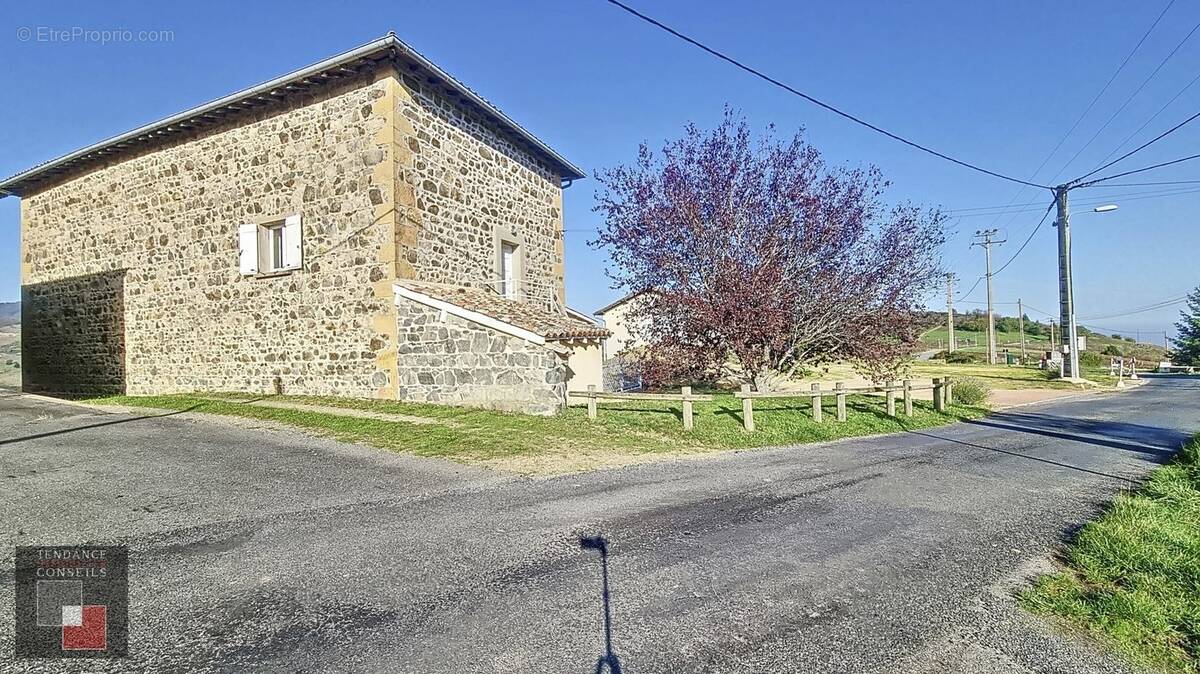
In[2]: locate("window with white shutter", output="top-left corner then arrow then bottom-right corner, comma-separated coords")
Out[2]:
242,214 -> 303,276
282,214 -> 303,270
238,223 -> 259,275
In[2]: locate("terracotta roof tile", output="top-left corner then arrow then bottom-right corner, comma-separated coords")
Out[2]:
397,281 -> 610,341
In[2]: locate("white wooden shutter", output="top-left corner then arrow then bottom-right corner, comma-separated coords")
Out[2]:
238,223 -> 259,275
283,214 -> 303,269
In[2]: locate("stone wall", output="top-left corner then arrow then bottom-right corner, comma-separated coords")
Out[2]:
394,298 -> 566,415
21,270 -> 126,394
21,73 -> 399,397
394,71 -> 565,305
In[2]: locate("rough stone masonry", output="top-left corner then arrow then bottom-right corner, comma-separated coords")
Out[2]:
15,41 -> 582,414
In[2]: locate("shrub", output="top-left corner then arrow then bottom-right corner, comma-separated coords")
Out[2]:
1101,345 -> 1123,356
946,351 -> 977,364
952,377 -> 990,405
1079,351 -> 1103,368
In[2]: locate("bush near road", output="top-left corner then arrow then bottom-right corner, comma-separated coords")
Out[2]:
950,377 -> 990,405
1022,435 -> 1200,673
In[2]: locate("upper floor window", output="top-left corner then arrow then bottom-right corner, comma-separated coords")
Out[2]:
494,226 -> 523,300
239,214 -> 302,276
500,241 -> 518,299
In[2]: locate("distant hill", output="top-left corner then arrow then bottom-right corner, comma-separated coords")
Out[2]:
0,302 -> 17,328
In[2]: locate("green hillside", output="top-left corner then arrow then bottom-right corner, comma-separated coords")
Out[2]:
921,318 -> 1167,364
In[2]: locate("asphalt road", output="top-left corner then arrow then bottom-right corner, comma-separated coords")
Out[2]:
2,376 -> 1197,673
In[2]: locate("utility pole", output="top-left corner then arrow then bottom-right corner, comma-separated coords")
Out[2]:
1050,320 -> 1057,351
1018,298 -> 1026,362
971,229 -> 1005,365
946,273 -> 956,353
1054,185 -> 1081,380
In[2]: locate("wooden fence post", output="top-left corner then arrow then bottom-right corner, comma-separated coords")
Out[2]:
586,384 -> 597,420
811,382 -> 823,422
681,386 -> 694,431
741,383 -> 755,432
903,379 -> 913,416
933,378 -> 945,412
835,382 -> 847,422
885,380 -> 896,416
944,379 -> 954,408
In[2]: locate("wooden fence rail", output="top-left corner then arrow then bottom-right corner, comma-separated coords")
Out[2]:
568,385 -> 714,430
569,378 -> 953,432
735,378 -> 953,431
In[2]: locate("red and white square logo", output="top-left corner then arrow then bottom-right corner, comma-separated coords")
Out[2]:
62,605 -> 107,651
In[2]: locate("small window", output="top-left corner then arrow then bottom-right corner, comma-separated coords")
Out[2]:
239,214 -> 302,276
500,241 -> 518,299
266,222 -> 286,271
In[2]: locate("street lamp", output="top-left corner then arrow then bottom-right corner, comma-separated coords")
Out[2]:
1054,194 -> 1118,382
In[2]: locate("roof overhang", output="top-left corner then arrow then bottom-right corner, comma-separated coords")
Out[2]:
0,33 -> 585,198
394,283 -> 546,345
594,290 -> 649,316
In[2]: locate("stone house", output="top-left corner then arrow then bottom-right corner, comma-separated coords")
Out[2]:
2,33 -> 607,414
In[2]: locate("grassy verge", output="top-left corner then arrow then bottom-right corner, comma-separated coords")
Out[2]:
911,362 -> 1118,389
1021,435 -> 1200,673
84,392 -> 985,474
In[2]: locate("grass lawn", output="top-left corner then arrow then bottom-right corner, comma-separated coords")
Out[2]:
84,392 -> 985,475
1021,435 -> 1200,673
911,361 -> 1119,389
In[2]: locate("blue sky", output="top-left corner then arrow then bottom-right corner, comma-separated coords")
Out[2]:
3,0 -> 1198,340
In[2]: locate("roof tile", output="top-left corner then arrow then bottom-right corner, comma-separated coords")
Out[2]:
397,281 -> 610,341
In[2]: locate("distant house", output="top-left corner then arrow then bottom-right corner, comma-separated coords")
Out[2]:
2,33 -> 607,414
593,291 -> 650,391
594,292 -> 648,361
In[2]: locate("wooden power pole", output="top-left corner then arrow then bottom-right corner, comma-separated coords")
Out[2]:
971,229 -> 1006,365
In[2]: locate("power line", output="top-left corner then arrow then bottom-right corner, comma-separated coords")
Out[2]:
948,185 -> 1200,218
957,276 -> 984,301
1095,179 -> 1200,186
991,202 -> 1056,276
1023,304 -> 1058,318
1089,69 -> 1200,171
602,0 -> 1048,189
947,184 -> 1200,215
976,0 -> 1177,235
1078,152 -> 1200,186
1079,295 -> 1189,320
1070,107 -> 1200,185
1054,17 -> 1200,181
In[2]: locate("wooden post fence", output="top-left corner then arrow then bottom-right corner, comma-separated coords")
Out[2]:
835,382 -> 847,422
903,379 -> 913,416
944,378 -> 954,408
885,380 -> 896,416
933,378 -> 945,412
741,383 -> 755,432
810,383 -> 823,422
570,387 -> 713,430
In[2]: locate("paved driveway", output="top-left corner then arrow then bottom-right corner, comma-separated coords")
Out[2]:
1,376 -> 1198,673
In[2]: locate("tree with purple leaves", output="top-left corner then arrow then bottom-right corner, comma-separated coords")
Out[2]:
592,110 -> 947,389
